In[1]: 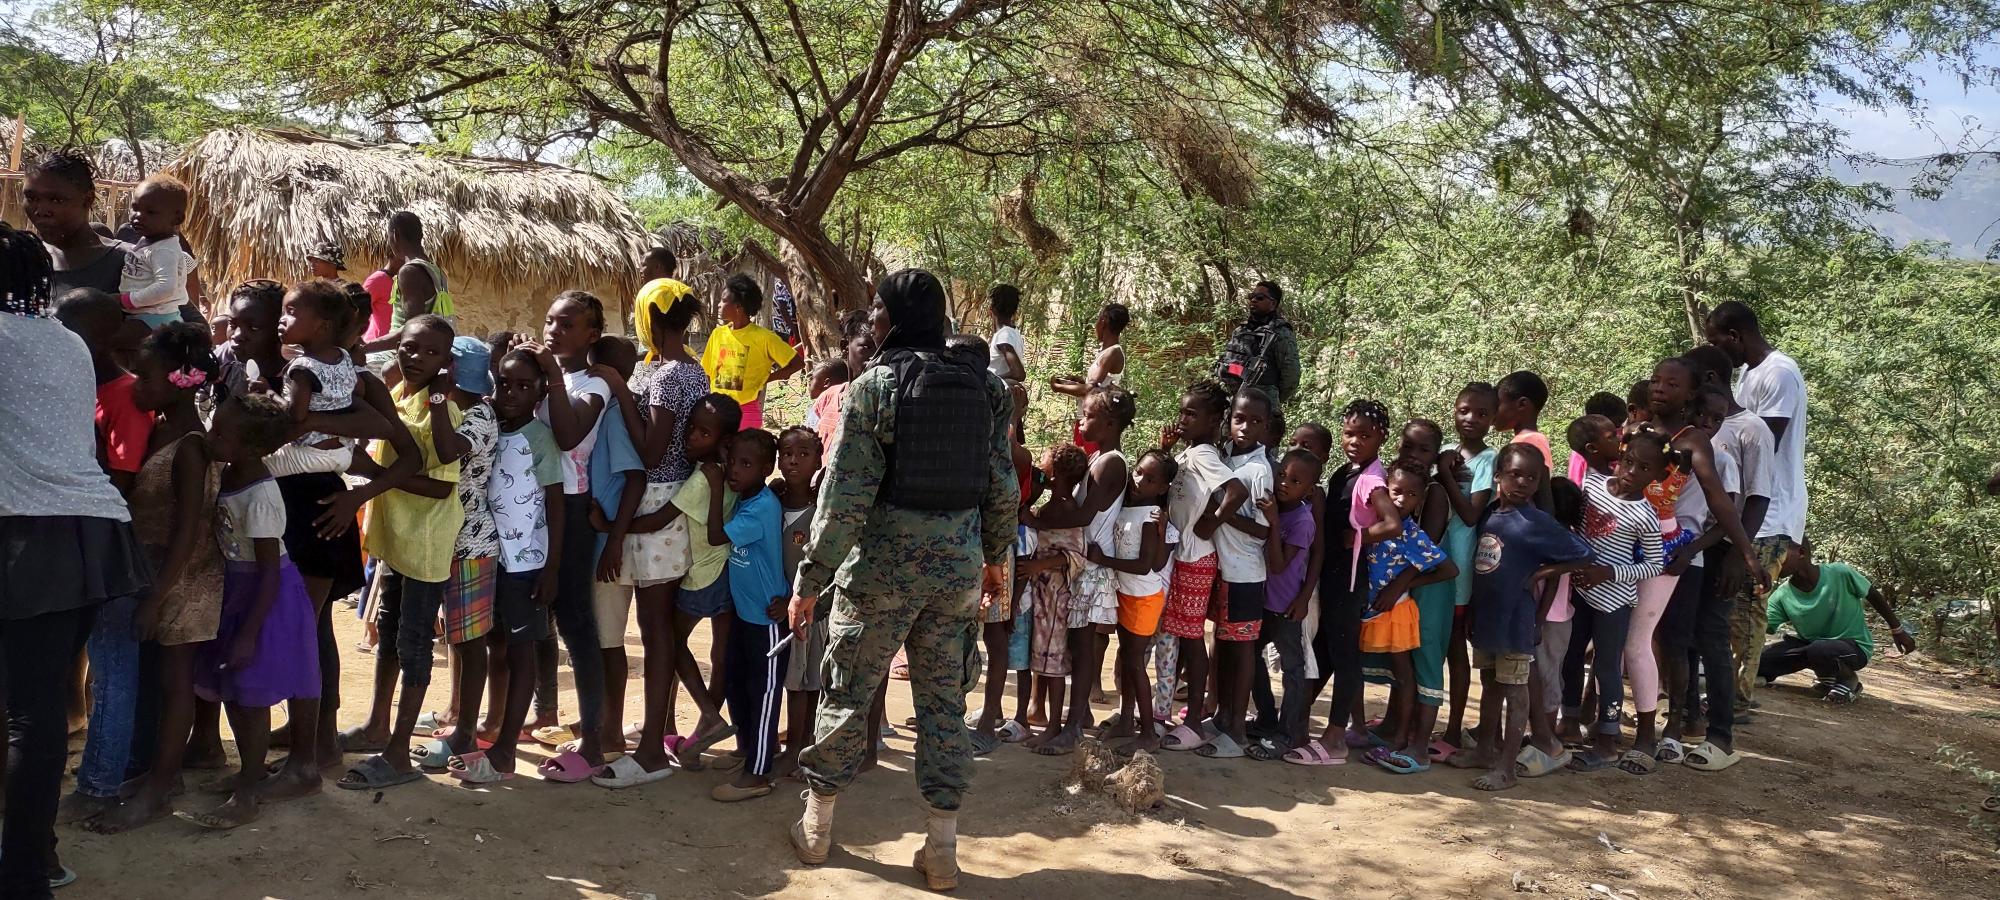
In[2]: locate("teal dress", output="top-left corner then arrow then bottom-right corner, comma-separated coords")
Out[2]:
1444,445 -> 1497,607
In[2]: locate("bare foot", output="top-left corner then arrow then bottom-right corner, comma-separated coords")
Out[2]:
83,793 -> 174,834
1447,747 -> 1492,770
256,765 -> 323,803
1100,717 -> 1139,741
1472,768 -> 1518,791
1090,688 -> 1109,705
528,711 -> 560,731
337,725 -> 388,754
175,794 -> 260,830
55,790 -> 115,825
1033,726 -> 1081,756
1118,733 -> 1163,755
183,738 -> 228,770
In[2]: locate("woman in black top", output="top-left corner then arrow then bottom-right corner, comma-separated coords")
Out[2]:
23,150 -> 131,297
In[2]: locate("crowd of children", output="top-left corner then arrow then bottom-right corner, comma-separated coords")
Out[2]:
2,171 -> 1925,893
941,284 -> 1914,798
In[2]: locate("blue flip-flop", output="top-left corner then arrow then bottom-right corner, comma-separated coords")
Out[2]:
410,739 -> 453,769
1377,749 -> 1426,774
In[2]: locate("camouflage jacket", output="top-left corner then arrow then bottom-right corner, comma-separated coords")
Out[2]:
793,361 -> 1017,604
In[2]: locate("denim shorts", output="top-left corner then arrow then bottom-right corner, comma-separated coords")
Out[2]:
677,570 -> 732,618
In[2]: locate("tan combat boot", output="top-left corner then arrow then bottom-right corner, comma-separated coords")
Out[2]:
911,804 -> 959,891
790,790 -> 836,864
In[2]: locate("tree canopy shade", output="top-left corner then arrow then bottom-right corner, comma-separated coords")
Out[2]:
140,0 -> 1135,350
134,0 -> 2000,348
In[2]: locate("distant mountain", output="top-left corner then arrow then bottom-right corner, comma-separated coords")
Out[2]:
1834,155 -> 2000,259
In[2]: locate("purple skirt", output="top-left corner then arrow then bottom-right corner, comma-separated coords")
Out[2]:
195,558 -> 322,707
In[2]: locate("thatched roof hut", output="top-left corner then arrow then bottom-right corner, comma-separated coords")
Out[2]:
165,127 -> 652,334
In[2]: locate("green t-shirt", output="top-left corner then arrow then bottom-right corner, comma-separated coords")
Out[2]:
672,474 -> 738,590
1766,562 -> 1873,656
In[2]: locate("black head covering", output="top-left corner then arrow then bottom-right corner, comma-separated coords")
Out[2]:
876,268 -> 948,352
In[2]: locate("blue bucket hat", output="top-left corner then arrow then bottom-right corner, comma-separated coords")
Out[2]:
451,335 -> 494,395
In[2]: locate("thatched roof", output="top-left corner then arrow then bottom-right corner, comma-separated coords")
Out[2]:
165,127 -> 651,302
92,138 -> 181,183
1,118 -> 29,156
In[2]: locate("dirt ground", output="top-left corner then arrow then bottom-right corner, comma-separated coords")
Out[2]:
55,607 -> 2000,900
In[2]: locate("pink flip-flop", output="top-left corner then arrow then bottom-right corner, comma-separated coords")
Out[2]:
536,750 -> 599,783
663,734 -> 708,770
1162,724 -> 1209,752
1282,740 -> 1347,767
1428,739 -> 1458,763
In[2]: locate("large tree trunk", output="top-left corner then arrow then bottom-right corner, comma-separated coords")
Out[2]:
1673,216 -> 1705,342
772,221 -> 870,359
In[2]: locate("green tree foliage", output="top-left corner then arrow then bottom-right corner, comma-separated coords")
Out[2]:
0,1 -> 226,165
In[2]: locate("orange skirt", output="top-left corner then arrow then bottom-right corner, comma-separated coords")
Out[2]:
1358,596 -> 1421,654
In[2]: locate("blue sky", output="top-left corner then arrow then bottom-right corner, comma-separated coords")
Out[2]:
1820,58 -> 2000,159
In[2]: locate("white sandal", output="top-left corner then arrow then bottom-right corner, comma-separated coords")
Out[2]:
590,754 -> 674,790
1684,741 -> 1741,772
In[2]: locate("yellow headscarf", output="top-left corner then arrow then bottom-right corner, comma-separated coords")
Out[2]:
632,277 -> 695,360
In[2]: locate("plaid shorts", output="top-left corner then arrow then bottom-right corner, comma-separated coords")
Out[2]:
441,556 -> 498,644
1161,554 -> 1217,641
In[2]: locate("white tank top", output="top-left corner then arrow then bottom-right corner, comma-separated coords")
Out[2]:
1081,449 -> 1127,555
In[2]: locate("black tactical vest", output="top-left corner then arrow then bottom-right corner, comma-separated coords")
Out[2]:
879,346 -> 992,511
1215,320 -> 1278,393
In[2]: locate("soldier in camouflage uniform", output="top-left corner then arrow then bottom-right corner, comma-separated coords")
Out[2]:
787,269 -> 1016,890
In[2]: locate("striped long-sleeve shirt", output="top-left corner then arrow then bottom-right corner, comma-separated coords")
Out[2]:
1577,470 -> 1664,613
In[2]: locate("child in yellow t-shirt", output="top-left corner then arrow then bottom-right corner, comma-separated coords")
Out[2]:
343,315 -> 467,790
699,274 -> 800,430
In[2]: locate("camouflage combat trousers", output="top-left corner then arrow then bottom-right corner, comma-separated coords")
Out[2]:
1728,536 -> 1797,708
801,585 -> 981,810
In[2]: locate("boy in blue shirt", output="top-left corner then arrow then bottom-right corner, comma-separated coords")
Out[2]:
1459,444 -> 1592,793
711,428 -> 787,802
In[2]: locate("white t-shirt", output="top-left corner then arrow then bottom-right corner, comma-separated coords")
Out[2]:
537,369 -> 611,495
1735,350 -> 1807,541
1212,445 -> 1273,583
490,425 -> 560,573
1674,447 -> 1739,569
1169,443 -> 1234,563
217,478 -> 287,563
989,324 -> 1025,379
1112,505 -> 1178,596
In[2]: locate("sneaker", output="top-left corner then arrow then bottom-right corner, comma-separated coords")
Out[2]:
1812,678 -> 1836,697
1824,683 -> 1859,703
